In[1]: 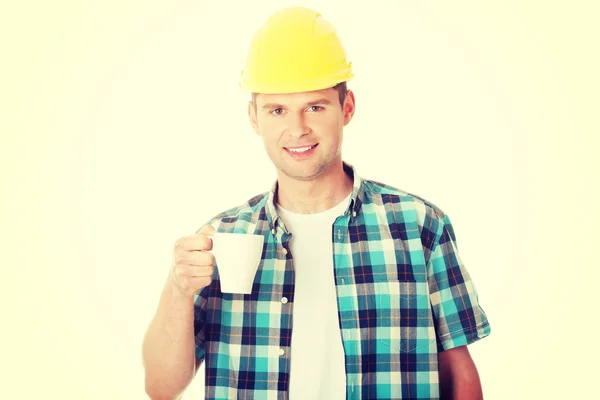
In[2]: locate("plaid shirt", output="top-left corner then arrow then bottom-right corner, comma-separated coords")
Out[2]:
193,162 -> 491,400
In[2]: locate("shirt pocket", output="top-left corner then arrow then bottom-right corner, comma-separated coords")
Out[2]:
373,280 -> 435,353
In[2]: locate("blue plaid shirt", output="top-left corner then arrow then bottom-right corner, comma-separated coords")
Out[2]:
194,162 -> 491,399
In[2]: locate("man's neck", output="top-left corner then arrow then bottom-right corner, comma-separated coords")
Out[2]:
275,162 -> 353,214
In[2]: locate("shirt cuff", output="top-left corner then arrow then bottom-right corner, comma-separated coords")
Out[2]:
438,320 -> 491,352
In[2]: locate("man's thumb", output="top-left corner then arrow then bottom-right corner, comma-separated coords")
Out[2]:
199,224 -> 217,236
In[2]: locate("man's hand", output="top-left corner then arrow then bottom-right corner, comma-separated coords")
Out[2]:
170,224 -> 217,298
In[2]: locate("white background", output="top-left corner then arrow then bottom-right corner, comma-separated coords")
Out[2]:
2,1 -> 598,398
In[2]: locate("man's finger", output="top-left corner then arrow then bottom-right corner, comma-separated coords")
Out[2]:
174,265 -> 214,278
176,235 -> 210,252
183,250 -> 216,267
189,265 -> 215,278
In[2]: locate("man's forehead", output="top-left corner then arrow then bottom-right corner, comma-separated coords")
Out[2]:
255,87 -> 337,106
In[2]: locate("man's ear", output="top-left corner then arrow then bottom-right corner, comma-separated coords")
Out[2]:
343,90 -> 356,126
248,101 -> 260,135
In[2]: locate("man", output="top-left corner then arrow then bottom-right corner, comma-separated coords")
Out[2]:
142,6 -> 491,400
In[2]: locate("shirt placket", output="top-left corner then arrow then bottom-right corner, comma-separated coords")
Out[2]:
332,213 -> 361,400
271,223 -> 294,397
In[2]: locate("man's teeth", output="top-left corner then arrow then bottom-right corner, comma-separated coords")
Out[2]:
288,145 -> 314,153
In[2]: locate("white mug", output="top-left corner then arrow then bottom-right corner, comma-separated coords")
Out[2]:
209,232 -> 264,294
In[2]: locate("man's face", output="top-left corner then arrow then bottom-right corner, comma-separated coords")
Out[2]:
248,87 -> 355,182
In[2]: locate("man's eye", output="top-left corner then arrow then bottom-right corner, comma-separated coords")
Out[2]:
308,106 -> 324,112
271,108 -> 284,115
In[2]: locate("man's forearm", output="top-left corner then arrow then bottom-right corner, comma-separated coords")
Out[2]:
439,374 -> 483,400
438,346 -> 483,400
142,280 -> 198,400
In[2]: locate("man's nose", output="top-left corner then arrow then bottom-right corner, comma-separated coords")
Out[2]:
287,112 -> 311,138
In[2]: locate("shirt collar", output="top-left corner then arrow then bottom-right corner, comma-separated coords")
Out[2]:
265,161 -> 364,233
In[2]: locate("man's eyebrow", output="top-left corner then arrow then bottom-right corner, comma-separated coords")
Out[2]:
306,98 -> 332,106
260,98 -> 332,110
261,103 -> 284,110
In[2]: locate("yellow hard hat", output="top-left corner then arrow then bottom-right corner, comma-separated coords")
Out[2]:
239,7 -> 354,94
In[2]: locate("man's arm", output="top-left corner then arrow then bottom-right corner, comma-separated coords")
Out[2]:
142,226 -> 215,400
438,345 -> 483,400
423,210 -> 491,398
142,279 -> 200,400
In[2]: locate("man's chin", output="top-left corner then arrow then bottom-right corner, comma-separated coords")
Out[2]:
278,164 -> 326,182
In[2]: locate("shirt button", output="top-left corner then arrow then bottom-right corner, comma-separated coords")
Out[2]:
281,297 -> 288,304
282,248 -> 288,255
272,229 -> 276,236
279,348 -> 285,356
352,211 -> 357,217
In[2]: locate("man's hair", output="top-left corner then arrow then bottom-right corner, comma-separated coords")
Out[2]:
251,81 -> 348,111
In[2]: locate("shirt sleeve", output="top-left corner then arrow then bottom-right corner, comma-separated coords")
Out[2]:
426,212 -> 491,352
193,285 -> 210,361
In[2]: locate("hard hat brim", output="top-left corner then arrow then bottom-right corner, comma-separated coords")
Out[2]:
239,70 -> 354,94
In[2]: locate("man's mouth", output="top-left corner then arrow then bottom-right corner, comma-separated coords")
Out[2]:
284,144 -> 318,153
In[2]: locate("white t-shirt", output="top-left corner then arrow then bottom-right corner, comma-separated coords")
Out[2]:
276,193 -> 351,400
